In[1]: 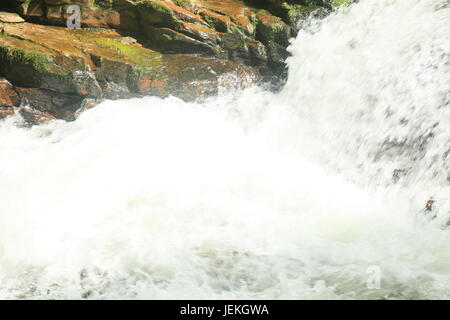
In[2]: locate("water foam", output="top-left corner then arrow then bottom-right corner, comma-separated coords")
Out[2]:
0,0 -> 449,299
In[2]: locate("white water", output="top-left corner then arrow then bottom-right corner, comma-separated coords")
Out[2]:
0,0 -> 450,299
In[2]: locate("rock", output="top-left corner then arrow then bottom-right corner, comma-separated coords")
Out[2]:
134,0 -> 206,28
17,106 -> 56,125
142,25 -> 218,56
137,76 -> 167,95
3,0 -> 331,75
331,0 -> 354,9
15,87 -> 83,120
100,82 -> 135,100
0,105 -> 57,125
197,8 -> 236,33
0,78 -> 20,107
0,11 -> 25,23
72,70 -> 102,97
266,40 -> 290,76
280,4 -> 322,34
0,106 -> 15,120
78,6 -> 121,28
246,39 -> 268,65
194,0 -> 257,35
221,32 -> 250,63
0,0 -> 333,122
0,21 -> 259,119
45,0 -> 93,5
255,10 -> 290,46
120,36 -> 137,45
17,0 -> 45,18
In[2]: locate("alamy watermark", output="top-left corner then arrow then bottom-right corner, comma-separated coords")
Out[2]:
66,5 -> 81,29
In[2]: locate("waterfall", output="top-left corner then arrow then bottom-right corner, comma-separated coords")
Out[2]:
0,0 -> 449,299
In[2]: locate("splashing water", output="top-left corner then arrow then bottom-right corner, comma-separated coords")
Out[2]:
0,0 -> 449,299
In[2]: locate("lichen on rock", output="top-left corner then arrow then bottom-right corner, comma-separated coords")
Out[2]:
0,0 -> 332,122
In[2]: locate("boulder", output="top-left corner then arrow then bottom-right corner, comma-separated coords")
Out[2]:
0,0 -> 334,122
0,78 -> 20,107
0,21 -> 259,120
2,0 -> 331,73
0,11 -> 25,23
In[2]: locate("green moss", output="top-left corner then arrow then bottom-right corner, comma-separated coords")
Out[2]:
256,9 -> 273,17
0,46 -> 50,73
255,10 -> 288,44
163,33 -> 174,41
0,35 -> 79,88
173,0 -> 191,8
132,0 -> 179,28
138,0 -> 172,15
280,3 -> 319,26
93,0 -> 114,9
203,15 -> 229,33
331,0 -> 352,9
77,33 -> 163,72
152,1 -> 171,14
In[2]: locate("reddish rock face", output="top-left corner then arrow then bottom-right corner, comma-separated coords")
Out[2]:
137,77 -> 167,95
0,78 -> 20,107
0,0 -> 330,123
0,19 -> 259,120
17,106 -> 56,125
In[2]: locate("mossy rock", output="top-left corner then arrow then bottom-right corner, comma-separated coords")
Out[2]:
93,0 -> 114,9
279,3 -> 322,33
255,10 -> 290,46
135,0 -> 177,26
331,0 -> 353,9
198,9 -> 236,33
0,36 -> 83,94
142,25 -> 219,56
0,21 -> 259,118
172,0 -> 191,9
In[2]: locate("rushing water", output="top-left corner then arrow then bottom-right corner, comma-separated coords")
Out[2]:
0,0 -> 449,299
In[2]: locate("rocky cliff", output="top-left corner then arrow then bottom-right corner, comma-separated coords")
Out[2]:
0,0 -> 347,123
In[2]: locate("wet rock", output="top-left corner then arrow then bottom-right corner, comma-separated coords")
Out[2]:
120,36 -> 137,45
0,78 -> 20,107
0,106 -> 15,120
3,0 -> 331,76
100,82 -> 135,100
255,10 -> 290,46
0,0 -> 333,122
280,4 -> 322,34
15,87 -> 83,120
331,0 -> 355,9
78,6 -> 121,28
0,104 -> 56,125
72,70 -> 102,97
195,0 -> 257,35
197,8 -> 236,33
17,106 -> 56,125
246,39 -> 268,65
143,25 -> 218,55
17,0 -> 45,18
0,21 -> 258,119
45,0 -> 93,4
134,0 -> 206,28
266,40 -> 289,65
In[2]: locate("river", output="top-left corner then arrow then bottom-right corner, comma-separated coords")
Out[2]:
0,0 -> 449,299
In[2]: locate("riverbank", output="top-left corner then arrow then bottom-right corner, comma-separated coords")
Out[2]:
0,0 -> 345,123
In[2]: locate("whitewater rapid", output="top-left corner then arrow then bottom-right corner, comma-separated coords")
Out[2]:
0,0 -> 449,299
